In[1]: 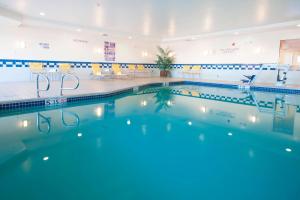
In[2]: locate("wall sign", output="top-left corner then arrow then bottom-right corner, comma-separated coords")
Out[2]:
219,48 -> 239,54
45,97 -> 67,106
104,41 -> 116,61
39,42 -> 50,49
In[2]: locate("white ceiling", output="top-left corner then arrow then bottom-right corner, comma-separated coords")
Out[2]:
0,0 -> 300,39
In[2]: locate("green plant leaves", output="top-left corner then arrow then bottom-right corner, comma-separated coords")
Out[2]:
155,46 -> 175,71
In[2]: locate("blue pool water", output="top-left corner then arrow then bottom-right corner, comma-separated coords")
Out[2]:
0,85 -> 300,200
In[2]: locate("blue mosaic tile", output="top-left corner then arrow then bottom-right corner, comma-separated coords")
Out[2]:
251,86 -> 300,94
67,88 -> 133,103
0,100 -> 45,111
0,59 -> 157,70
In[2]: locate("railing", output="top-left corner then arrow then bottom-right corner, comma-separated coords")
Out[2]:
36,73 -> 50,98
60,73 -> 80,96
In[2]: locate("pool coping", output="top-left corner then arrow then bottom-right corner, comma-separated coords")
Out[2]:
0,80 -> 300,111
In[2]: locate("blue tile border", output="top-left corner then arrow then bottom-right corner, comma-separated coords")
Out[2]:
183,81 -> 239,89
250,86 -> 300,94
0,59 -> 157,69
0,100 -> 45,111
0,59 -> 277,71
67,89 -> 134,103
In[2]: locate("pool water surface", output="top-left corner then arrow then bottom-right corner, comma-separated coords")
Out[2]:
0,85 -> 300,200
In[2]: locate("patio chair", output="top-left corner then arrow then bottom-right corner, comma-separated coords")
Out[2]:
112,64 -> 129,79
91,64 -> 111,79
181,65 -> 191,78
241,75 -> 256,84
136,64 -> 150,77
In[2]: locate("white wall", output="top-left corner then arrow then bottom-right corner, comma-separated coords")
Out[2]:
0,24 -> 159,82
1,23 -> 300,85
162,28 -> 300,84
163,28 -> 300,64
0,25 -> 158,63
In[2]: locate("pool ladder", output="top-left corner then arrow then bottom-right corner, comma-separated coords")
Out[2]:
36,73 -> 50,98
36,73 -> 80,97
60,73 -> 80,96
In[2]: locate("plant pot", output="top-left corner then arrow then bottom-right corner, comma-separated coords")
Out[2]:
160,70 -> 169,77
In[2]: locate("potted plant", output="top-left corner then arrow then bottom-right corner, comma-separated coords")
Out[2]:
155,46 -> 175,77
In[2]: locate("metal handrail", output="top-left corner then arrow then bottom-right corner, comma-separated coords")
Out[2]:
61,110 -> 80,127
60,73 -> 80,96
36,73 -> 50,98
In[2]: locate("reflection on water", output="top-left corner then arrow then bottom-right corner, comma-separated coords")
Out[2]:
1,85 -> 300,156
37,113 -> 51,134
154,87 -> 174,112
61,110 -> 80,128
0,85 -> 300,200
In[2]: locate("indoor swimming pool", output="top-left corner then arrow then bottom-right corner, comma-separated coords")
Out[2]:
0,84 -> 300,200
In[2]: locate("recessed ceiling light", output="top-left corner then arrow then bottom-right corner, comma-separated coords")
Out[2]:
76,28 -> 82,32
39,12 -> 45,16
234,32 -> 239,35
297,24 -> 300,27
128,36 -> 133,40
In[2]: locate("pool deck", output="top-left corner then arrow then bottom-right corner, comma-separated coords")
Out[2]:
0,77 -> 300,103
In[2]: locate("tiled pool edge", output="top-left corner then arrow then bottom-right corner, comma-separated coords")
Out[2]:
0,80 -> 300,111
0,82 -> 178,111
184,81 -> 300,94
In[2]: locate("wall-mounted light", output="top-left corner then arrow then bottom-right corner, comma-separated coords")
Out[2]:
169,52 -> 176,57
128,36 -> 133,40
203,50 -> 209,56
16,41 -> 26,49
254,47 -> 262,54
142,51 -> 149,57
39,12 -> 45,16
94,48 -> 103,54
